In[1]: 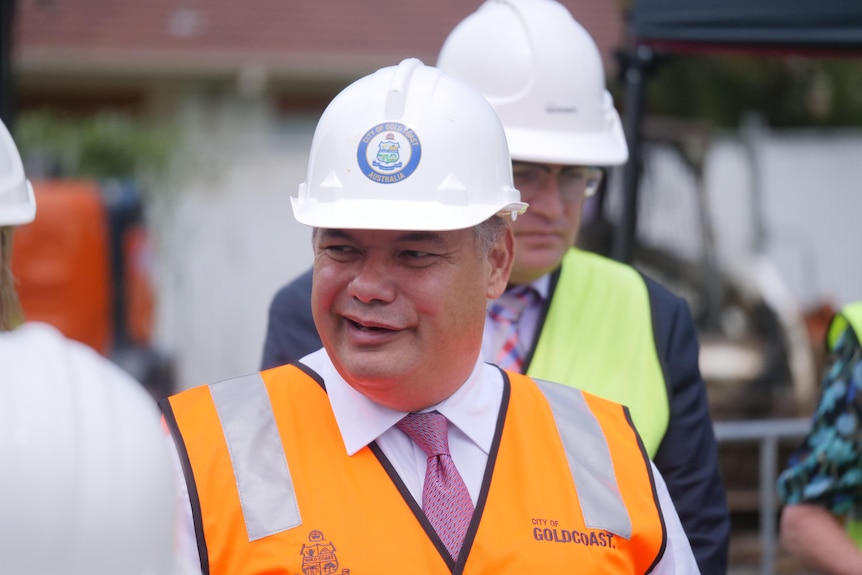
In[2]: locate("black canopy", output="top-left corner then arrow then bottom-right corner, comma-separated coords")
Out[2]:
630,0 -> 862,55
613,0 -> 862,263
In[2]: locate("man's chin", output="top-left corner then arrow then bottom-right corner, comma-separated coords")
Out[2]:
337,348 -> 407,382
516,235 -> 566,254
512,249 -> 567,279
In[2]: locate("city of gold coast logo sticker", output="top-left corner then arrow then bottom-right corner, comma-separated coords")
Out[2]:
531,518 -> 619,549
300,530 -> 350,575
357,122 -> 422,184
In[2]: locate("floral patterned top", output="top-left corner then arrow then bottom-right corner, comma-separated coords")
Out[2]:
777,319 -> 862,515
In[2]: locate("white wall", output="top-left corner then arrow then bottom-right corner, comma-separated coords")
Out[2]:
622,126 -> 862,311
706,128 -> 862,310
150,92 -> 317,390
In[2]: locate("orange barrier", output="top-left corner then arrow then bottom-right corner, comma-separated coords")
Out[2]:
12,179 -> 113,355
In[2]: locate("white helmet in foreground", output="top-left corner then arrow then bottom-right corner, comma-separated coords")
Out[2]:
292,58 -> 526,231
0,118 -> 36,226
0,323 -> 177,575
437,0 -> 628,167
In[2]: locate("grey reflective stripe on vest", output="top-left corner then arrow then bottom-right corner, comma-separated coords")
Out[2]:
210,373 -> 301,541
534,378 -> 633,539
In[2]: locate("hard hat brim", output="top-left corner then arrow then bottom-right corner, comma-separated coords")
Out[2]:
0,180 -> 37,226
506,122 -> 629,167
291,196 -> 527,231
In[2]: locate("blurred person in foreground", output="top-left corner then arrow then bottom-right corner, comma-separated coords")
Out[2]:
162,58 -> 699,574
777,302 -> 862,574
260,1 -> 729,573
0,117 -> 185,574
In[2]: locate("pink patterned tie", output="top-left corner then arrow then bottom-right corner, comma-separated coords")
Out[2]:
488,285 -> 536,372
396,411 -> 474,561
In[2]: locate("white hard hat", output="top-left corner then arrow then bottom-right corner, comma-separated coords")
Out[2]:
0,322 -> 177,575
0,118 -> 36,226
291,58 -> 526,231
437,0 -> 628,167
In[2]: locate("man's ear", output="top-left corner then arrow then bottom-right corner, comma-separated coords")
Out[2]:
487,224 -> 514,299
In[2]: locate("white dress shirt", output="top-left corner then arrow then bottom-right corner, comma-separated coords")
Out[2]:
174,348 -> 699,574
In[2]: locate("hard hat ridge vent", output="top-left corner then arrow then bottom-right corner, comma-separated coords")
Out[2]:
384,58 -> 425,120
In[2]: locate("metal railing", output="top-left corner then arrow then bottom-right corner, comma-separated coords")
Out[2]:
714,417 -> 812,575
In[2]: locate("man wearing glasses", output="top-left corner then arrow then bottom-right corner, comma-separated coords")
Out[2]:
434,2 -> 730,574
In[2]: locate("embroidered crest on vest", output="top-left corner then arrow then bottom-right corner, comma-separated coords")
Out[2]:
300,530 -> 350,575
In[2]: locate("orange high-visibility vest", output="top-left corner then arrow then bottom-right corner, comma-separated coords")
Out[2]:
163,364 -> 666,575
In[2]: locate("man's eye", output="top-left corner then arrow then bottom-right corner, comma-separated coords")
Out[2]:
560,168 -> 588,182
323,245 -> 357,256
400,250 -> 442,266
514,169 -> 541,184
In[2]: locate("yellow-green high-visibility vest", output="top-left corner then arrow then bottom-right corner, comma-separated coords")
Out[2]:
527,248 -> 670,457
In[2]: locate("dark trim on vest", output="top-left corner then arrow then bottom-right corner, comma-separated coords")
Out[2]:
467,368 -> 511,562
366,374 -> 513,574
623,405 -> 668,574
293,360 -> 327,392
368,439 -> 456,570
521,265 -> 561,373
159,398 -> 210,575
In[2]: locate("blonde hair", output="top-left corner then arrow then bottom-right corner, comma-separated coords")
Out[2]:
0,226 -> 23,332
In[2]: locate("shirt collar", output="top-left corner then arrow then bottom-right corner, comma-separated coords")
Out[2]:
302,348 -> 497,457
496,274 -> 550,306
533,274 -> 550,300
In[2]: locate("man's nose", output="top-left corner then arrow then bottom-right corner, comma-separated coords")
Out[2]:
527,178 -> 567,216
348,256 -> 396,303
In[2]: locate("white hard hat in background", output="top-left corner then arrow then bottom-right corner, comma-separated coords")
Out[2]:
0,118 -> 36,226
0,323 -> 177,575
437,0 -> 628,167
291,58 -> 526,231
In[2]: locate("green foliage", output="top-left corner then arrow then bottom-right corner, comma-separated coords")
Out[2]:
13,110 -> 173,180
636,54 -> 862,129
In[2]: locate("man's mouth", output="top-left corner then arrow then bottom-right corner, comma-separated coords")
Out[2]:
347,318 -> 394,332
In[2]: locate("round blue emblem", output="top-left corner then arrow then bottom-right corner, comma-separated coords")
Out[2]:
357,122 -> 422,184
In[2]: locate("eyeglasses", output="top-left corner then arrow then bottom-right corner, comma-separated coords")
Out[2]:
512,162 -> 602,204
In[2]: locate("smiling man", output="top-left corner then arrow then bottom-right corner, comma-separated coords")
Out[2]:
310,226 -> 509,412
161,58 -> 699,574
260,3 -> 728,573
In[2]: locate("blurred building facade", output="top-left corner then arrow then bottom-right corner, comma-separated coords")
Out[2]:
10,0 -> 625,389
10,0 -> 862,408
